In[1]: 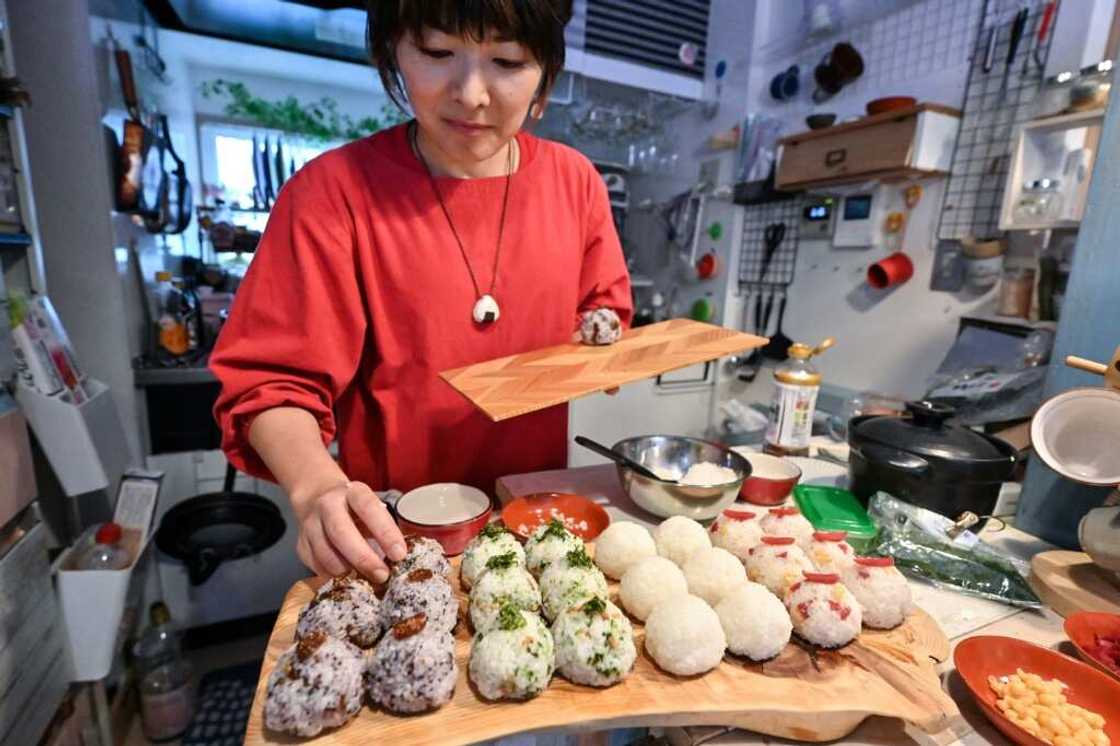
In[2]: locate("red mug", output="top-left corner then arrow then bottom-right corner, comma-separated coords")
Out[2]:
867,251 -> 914,289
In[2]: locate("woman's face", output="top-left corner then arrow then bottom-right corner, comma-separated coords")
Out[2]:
396,28 -> 544,165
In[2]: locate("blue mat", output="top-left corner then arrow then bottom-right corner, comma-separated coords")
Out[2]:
181,660 -> 261,746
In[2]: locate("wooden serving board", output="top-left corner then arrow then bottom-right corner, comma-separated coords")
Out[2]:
1030,550 -> 1120,618
245,555 -> 958,745
440,319 -> 768,422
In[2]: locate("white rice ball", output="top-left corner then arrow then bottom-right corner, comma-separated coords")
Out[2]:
709,507 -> 763,560
619,556 -> 689,622
593,521 -> 656,580
806,531 -> 856,574
654,516 -> 711,567
785,574 -> 862,648
552,596 -> 636,687
468,555 -> 541,634
745,537 -> 814,597
539,550 -> 609,621
759,508 -> 815,550
715,581 -> 792,661
682,547 -> 747,606
841,557 -> 914,629
525,519 -> 585,578
644,594 -> 727,676
461,524 -> 525,589
469,607 -> 555,700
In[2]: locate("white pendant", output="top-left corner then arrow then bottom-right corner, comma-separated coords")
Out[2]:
472,294 -> 500,325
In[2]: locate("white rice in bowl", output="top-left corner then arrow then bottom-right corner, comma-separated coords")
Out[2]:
552,596 -> 636,687
715,581 -> 792,661
654,515 -> 711,568
461,523 -> 525,589
619,555 -> 689,622
682,546 -> 747,606
644,594 -> 727,676
524,519 -> 585,578
469,606 -> 555,701
594,521 -> 656,580
785,572 -> 862,648
468,552 -> 542,634
840,556 -> 914,629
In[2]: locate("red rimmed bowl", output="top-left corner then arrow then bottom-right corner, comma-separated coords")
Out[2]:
1065,612 -> 1120,680
866,96 -> 916,115
954,635 -> 1120,746
501,492 -> 610,541
733,451 -> 802,506
395,483 -> 492,556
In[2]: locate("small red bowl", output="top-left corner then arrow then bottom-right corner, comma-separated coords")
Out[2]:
502,492 -> 610,541
1065,612 -> 1120,681
866,96 -> 917,115
736,452 -> 802,506
395,483 -> 492,556
954,635 -> 1120,746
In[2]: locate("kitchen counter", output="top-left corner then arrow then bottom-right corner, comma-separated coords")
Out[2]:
495,462 -> 1065,746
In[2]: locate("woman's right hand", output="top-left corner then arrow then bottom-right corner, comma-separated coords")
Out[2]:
293,480 -> 407,583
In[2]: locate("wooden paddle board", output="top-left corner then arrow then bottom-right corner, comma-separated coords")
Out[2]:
1030,550 -> 1120,618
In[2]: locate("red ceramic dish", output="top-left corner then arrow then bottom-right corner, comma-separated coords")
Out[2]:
502,492 -> 610,541
737,452 -> 802,505
866,96 -> 916,115
954,635 -> 1120,746
1065,612 -> 1120,680
395,483 -> 492,556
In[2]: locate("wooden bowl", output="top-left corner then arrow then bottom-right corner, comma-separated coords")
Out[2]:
1065,612 -> 1120,680
954,635 -> 1120,745
866,96 -> 916,115
502,492 -> 610,541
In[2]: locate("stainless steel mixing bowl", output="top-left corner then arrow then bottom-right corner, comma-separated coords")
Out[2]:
611,435 -> 752,520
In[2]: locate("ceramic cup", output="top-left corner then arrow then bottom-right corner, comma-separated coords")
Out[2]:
867,252 -> 914,289
770,65 -> 800,101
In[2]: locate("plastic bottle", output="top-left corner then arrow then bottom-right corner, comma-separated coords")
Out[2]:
764,337 -> 835,457
155,272 -> 189,357
77,522 -> 131,570
134,602 -> 194,741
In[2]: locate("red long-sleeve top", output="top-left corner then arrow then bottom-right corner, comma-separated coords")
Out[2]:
210,123 -> 632,494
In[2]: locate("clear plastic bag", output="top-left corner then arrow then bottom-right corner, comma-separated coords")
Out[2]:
868,492 -> 1042,609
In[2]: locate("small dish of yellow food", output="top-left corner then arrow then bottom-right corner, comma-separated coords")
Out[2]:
988,669 -> 1109,746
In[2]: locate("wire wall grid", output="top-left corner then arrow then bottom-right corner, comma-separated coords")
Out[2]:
738,198 -> 804,290
938,0 -> 1058,240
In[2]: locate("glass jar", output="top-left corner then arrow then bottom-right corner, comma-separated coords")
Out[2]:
1014,179 -> 1063,223
998,267 -> 1036,319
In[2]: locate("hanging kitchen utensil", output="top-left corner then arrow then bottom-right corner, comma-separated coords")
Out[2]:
999,7 -> 1030,103
261,137 -> 275,208
1033,1 -> 1057,72
274,137 -> 287,189
157,114 -> 193,235
574,436 -> 672,482
111,38 -> 153,213
759,222 -> 786,281
141,116 -> 171,234
250,133 -> 264,211
762,290 -> 794,361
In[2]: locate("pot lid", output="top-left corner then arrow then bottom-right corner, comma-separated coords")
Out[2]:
851,400 -> 1008,464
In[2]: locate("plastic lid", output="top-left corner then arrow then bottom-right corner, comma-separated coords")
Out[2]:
803,572 -> 840,584
95,522 -> 122,545
760,535 -> 795,545
792,485 -> 879,546
723,508 -> 757,521
851,400 -> 1008,465
813,530 -> 848,542
854,556 -> 895,567
768,507 -> 801,517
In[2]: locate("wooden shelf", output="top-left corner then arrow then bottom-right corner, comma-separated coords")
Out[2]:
777,103 -> 962,146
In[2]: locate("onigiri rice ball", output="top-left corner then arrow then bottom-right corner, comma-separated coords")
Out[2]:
469,606 -> 555,700
715,581 -> 792,661
759,508 -> 815,550
525,519 -> 584,578
381,568 -> 458,633
654,516 -> 711,567
263,632 -> 364,737
391,536 -> 451,578
785,572 -> 862,648
841,556 -> 914,629
806,531 -> 856,574
364,613 -> 457,714
709,506 -> 763,560
619,555 -> 689,621
552,596 -> 636,686
593,521 -> 656,579
745,536 -> 814,597
468,552 -> 542,634
461,523 -> 525,589
644,594 -> 727,676
539,548 -> 609,621
296,573 -> 382,649
682,547 -> 747,606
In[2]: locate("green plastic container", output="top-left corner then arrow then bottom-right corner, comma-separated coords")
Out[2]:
793,484 -> 879,554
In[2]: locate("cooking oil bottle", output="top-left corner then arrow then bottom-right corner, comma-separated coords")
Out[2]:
764,337 -> 835,457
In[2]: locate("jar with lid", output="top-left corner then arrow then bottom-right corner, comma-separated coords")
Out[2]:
998,266 -> 1036,319
764,338 -> 835,457
1014,179 -> 1063,224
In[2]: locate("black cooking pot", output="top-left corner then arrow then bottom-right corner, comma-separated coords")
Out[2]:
847,400 -> 1019,520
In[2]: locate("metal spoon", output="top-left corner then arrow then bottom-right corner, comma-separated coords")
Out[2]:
574,436 -> 673,482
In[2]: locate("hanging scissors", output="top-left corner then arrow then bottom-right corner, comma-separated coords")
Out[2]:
759,222 -> 786,282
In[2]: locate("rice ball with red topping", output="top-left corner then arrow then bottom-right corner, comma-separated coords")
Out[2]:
806,531 -> 856,574
745,536 -> 814,597
759,507 -> 815,550
841,556 -> 914,629
784,572 -> 862,648
263,632 -> 364,737
709,506 -> 762,560
682,546 -> 747,606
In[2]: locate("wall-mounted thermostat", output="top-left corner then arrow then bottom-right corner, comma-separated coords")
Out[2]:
834,192 -> 880,248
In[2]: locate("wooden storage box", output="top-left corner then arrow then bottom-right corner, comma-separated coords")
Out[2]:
776,104 -> 961,190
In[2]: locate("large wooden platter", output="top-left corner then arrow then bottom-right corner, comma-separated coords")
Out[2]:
440,319 -> 768,421
245,554 -> 958,745
1030,550 -> 1120,617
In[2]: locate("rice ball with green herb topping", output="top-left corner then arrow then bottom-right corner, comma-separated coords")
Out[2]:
644,594 -> 727,676
525,519 -> 584,578
715,581 -> 791,662
654,516 -> 711,567
552,596 -> 636,687
469,605 -> 555,701
593,521 -> 656,580
682,546 -> 747,606
469,552 -> 542,634
461,523 -> 525,590
539,547 -> 609,621
619,555 -> 689,622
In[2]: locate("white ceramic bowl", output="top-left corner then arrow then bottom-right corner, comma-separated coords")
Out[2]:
1032,387 -> 1120,486
395,483 -> 492,556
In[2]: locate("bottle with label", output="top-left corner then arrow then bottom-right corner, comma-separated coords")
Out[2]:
155,272 -> 189,357
76,522 -> 131,570
134,602 -> 193,741
764,337 -> 835,457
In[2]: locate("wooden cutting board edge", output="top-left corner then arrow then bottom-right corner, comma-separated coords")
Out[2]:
1030,550 -> 1120,617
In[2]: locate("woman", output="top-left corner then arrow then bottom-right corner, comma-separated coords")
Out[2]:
210,0 -> 632,584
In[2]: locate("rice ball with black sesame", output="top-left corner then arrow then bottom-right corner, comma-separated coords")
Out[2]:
785,572 -> 862,648
806,531 -> 856,574
654,515 -> 711,567
644,594 -> 727,676
759,507 -> 815,550
469,606 -> 555,701
619,555 -> 689,622
552,596 -> 636,687
539,547 -> 609,621
469,552 -> 542,634
524,519 -> 584,578
746,536 -> 815,597
263,632 -> 364,737
296,573 -> 383,649
391,535 -> 451,578
682,546 -> 747,606
365,613 -> 457,714
709,506 -> 763,560
840,556 -> 914,630
382,568 -> 457,633
714,581 -> 791,662
461,523 -> 525,589
593,521 -> 656,580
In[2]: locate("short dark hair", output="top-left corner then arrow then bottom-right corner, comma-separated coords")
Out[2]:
367,0 -> 572,113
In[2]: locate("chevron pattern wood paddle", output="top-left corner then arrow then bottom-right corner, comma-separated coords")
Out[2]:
440,319 -> 768,422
